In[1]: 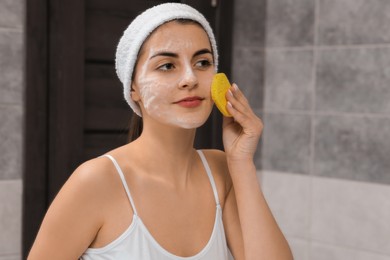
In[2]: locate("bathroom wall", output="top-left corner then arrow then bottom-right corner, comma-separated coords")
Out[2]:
1,0 -> 389,259
232,0 -> 390,259
0,0 -> 24,259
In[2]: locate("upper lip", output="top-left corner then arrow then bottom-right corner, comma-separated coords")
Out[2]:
174,96 -> 204,103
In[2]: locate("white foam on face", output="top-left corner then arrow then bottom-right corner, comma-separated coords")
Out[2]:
137,48 -> 173,112
135,45 -> 210,129
133,21 -> 216,129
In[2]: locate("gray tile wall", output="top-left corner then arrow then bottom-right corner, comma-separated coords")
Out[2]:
316,47 -> 390,114
262,113 -> 311,174
233,0 -> 390,258
314,115 -> 390,183
0,0 -> 24,259
256,0 -> 390,185
0,0 -> 24,29
264,49 -> 314,111
0,30 -> 24,105
0,181 -> 22,258
265,0 -> 315,47
318,0 -> 390,45
0,105 -> 23,180
233,0 -> 266,48
231,0 -> 267,168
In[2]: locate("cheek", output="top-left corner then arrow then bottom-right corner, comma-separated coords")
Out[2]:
136,58 -> 176,110
198,71 -> 214,88
138,78 -> 172,110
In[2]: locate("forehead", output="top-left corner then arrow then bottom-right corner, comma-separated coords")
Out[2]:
141,21 -> 212,54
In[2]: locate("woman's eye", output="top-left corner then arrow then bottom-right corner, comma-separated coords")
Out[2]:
158,63 -> 175,71
195,59 -> 212,68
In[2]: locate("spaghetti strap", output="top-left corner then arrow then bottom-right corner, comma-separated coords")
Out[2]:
196,150 -> 220,206
101,154 -> 138,216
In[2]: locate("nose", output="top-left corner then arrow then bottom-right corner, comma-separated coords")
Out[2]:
178,64 -> 198,89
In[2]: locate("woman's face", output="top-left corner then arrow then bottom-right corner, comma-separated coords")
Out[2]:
131,21 -> 215,129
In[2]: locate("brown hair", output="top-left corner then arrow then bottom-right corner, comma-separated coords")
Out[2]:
128,113 -> 143,142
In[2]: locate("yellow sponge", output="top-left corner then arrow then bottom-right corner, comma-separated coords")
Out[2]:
211,73 -> 232,117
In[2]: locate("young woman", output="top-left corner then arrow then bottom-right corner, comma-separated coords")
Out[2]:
28,3 -> 293,260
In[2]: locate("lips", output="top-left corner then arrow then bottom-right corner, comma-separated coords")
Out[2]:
174,96 -> 204,108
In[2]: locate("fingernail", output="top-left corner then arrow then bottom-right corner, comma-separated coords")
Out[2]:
228,89 -> 233,96
232,83 -> 238,91
227,101 -> 233,108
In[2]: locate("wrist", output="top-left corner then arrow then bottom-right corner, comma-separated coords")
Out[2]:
227,157 -> 256,171
226,154 -> 255,164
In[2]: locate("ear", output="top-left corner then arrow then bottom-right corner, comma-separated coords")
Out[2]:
130,83 -> 141,102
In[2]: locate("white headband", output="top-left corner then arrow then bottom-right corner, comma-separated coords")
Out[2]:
115,3 -> 219,116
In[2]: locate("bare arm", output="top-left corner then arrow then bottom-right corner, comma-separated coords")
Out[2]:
222,83 -> 293,260
28,160 -> 107,259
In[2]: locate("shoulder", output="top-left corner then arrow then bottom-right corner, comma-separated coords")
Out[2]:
198,149 -> 233,206
68,156 -> 119,195
28,156 -> 124,258
72,156 -> 117,182
53,155 -> 125,221
55,156 -> 117,205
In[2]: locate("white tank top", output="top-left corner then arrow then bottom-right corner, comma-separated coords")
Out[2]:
80,150 -> 229,260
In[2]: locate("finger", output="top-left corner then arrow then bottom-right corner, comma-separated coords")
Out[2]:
226,85 -> 251,116
226,99 -> 250,126
231,83 -> 250,106
227,101 -> 264,137
228,106 -> 248,127
225,88 -> 245,114
225,86 -> 260,129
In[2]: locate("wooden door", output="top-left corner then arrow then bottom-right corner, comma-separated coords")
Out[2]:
23,0 -> 234,257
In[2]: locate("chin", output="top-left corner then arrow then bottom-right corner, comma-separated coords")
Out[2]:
168,116 -> 208,129
146,105 -> 213,129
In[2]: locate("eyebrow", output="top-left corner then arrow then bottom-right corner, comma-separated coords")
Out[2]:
149,48 -> 213,60
150,51 -> 178,59
193,48 -> 213,57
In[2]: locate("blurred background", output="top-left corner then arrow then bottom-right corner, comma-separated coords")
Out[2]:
1,0 -> 390,259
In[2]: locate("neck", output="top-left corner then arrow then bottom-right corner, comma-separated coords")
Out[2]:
132,120 -> 198,188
